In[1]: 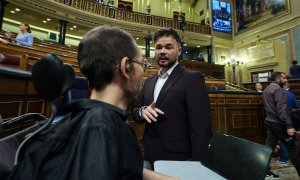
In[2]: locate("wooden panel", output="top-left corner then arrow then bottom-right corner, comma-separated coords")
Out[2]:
217,107 -> 227,132
0,100 -> 22,120
226,99 -> 238,104
0,69 -> 49,124
209,92 -> 265,144
26,100 -> 45,114
209,98 -> 217,104
0,77 -> 27,93
210,107 -> 219,131
179,60 -> 225,79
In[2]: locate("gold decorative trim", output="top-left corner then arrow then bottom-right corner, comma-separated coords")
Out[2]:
246,62 -> 278,70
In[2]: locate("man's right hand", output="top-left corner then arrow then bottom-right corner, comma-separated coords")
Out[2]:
142,102 -> 164,123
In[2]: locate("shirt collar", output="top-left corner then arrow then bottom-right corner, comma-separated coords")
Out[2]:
158,62 -> 178,79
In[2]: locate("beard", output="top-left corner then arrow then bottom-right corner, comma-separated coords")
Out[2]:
123,75 -> 143,109
123,88 -> 140,109
278,81 -> 286,88
157,57 -> 177,69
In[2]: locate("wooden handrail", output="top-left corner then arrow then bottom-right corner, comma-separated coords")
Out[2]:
54,0 -> 211,35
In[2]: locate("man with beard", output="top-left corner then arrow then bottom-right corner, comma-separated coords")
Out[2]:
8,26 -> 178,180
133,28 -> 212,167
263,72 -> 300,178
255,82 -> 263,92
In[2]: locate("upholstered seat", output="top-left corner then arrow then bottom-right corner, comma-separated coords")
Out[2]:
202,132 -> 272,180
0,53 -> 21,68
53,76 -> 89,123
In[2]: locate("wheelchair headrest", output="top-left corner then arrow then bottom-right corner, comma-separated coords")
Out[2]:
31,54 -> 75,101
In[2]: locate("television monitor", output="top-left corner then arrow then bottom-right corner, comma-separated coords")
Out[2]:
212,0 -> 232,33
49,32 -> 57,41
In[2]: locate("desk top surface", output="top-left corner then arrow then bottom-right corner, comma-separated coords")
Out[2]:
154,160 -> 226,180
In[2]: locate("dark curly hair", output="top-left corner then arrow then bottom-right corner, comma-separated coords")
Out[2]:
154,28 -> 181,48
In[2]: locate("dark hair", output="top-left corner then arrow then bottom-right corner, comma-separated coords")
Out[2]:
23,23 -> 31,33
78,26 -> 138,91
270,72 -> 285,81
154,28 -> 181,48
292,60 -> 298,65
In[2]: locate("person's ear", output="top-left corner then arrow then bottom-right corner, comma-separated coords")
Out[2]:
178,47 -> 182,57
126,62 -> 134,73
119,57 -> 132,79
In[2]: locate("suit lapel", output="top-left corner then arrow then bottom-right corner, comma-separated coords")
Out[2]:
156,64 -> 184,106
146,75 -> 158,102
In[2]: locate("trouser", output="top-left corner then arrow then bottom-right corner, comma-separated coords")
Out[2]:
278,140 -> 289,162
265,121 -> 300,176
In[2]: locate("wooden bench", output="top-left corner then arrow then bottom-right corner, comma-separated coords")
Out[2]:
24,54 -> 83,76
0,53 -> 26,69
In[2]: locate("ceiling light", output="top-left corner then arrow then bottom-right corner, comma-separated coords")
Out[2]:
183,43 -> 187,46
136,37 -> 139,40
15,8 -> 20,12
10,10 -> 15,14
70,28 -> 74,30
43,20 -> 47,23
185,51 -> 188,53
197,45 -> 201,48
47,18 -> 51,21
73,25 -> 77,28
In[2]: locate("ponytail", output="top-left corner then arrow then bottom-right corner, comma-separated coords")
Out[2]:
24,23 -> 31,33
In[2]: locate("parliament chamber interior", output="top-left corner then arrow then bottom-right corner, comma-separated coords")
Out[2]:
1,0 -> 300,179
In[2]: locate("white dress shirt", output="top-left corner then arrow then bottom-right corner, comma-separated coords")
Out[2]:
153,62 -> 178,102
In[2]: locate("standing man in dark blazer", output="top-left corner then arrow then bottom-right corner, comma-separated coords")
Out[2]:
289,60 -> 300,79
133,28 -> 212,167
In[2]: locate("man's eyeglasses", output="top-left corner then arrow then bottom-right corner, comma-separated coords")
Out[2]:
129,58 -> 151,71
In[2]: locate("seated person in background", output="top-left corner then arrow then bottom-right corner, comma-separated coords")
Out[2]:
255,82 -> 263,92
197,53 -> 204,62
8,26 -> 177,180
5,23 -> 33,47
289,60 -> 300,79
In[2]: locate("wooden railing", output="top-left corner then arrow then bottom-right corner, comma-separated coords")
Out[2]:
226,82 -> 253,92
0,42 -> 82,76
179,60 -> 225,79
243,80 -> 300,101
53,0 -> 211,35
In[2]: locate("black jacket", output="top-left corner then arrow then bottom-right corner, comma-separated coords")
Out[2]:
9,99 -> 143,180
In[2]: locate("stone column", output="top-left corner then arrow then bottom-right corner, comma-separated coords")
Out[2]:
207,46 -> 212,64
0,0 -> 8,30
58,20 -> 68,45
145,35 -> 152,58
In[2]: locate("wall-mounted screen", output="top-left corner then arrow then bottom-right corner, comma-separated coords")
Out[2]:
212,0 -> 232,33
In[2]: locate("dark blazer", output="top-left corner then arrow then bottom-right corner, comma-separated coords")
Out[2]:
133,64 -> 212,164
289,65 -> 300,79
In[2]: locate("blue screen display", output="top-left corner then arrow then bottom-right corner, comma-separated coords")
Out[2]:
212,0 -> 232,33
